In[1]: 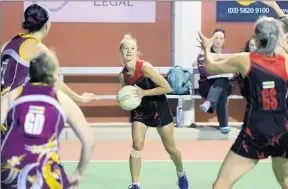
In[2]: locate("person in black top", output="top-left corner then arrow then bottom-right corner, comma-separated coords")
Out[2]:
118,34 -> 188,189
198,16 -> 288,189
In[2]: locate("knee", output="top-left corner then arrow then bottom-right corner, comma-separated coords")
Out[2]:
279,177 -> 288,189
215,78 -> 230,85
132,140 -> 145,151
164,144 -> 179,155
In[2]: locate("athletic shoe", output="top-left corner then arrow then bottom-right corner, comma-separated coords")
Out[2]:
128,184 -> 140,189
178,175 -> 189,189
199,100 -> 211,112
219,126 -> 230,134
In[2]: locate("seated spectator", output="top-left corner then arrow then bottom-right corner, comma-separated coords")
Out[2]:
197,29 -> 237,134
241,35 -> 257,52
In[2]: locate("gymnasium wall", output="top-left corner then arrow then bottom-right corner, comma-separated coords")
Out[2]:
0,2 -> 256,123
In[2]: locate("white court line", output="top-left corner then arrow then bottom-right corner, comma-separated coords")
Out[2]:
62,160 -> 271,163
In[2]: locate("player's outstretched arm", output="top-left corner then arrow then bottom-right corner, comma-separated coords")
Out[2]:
198,31 -> 249,76
210,53 -> 236,61
54,76 -> 95,103
140,62 -> 172,96
205,52 -> 248,76
34,43 -> 96,104
35,44 -> 96,103
57,91 -> 95,184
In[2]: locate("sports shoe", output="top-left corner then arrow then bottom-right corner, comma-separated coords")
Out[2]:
199,100 -> 211,112
219,126 -> 230,134
178,175 -> 189,189
128,184 -> 140,189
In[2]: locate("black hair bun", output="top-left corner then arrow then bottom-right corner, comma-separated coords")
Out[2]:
22,20 -> 33,30
23,4 -> 49,33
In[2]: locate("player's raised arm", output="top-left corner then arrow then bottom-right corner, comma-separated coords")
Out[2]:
261,1 -> 286,18
198,32 -> 249,76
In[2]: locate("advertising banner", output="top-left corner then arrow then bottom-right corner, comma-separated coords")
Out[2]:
216,1 -> 288,22
24,1 -> 156,23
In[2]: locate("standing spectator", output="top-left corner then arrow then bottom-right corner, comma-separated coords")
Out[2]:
197,29 -> 237,134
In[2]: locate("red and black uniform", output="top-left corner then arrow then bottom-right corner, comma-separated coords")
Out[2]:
231,53 -> 288,159
122,60 -> 173,127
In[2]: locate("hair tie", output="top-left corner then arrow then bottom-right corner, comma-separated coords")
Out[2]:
27,17 -> 36,23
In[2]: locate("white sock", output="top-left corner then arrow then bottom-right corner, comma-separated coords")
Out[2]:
177,170 -> 186,178
133,182 -> 140,186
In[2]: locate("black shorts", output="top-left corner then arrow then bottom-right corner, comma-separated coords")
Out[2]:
231,132 -> 288,159
130,100 -> 173,127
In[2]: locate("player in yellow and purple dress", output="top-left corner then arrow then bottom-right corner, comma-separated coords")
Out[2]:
1,50 -> 95,189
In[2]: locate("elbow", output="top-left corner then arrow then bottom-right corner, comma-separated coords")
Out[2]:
84,133 -> 96,149
166,86 -> 172,94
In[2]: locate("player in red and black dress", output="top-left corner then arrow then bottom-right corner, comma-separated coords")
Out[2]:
199,16 -> 288,189
117,34 -> 188,189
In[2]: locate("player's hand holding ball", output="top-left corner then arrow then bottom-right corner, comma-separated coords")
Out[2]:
132,85 -> 144,98
117,85 -> 142,111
